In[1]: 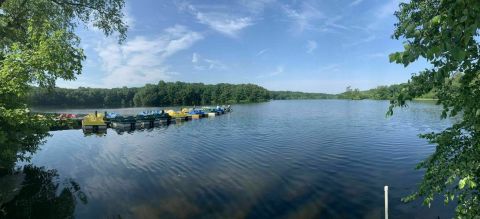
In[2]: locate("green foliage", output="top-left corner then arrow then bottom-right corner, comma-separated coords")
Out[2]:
0,107 -> 50,174
132,81 -> 271,106
390,0 -> 480,217
337,84 -> 418,101
27,81 -> 339,107
0,0 -> 127,173
337,86 -> 366,100
28,81 -> 272,107
269,91 -> 335,100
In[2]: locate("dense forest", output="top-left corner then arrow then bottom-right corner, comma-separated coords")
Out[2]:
28,81 -> 272,107
28,81 -> 337,107
28,81 -> 437,108
337,84 -> 437,100
270,91 -> 335,100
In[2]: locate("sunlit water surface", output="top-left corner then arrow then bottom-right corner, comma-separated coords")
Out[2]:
27,100 -> 455,218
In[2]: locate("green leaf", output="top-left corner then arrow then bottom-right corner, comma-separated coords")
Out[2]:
389,52 -> 402,63
431,15 -> 441,25
452,49 -> 466,60
469,180 -> 476,189
459,178 -> 467,189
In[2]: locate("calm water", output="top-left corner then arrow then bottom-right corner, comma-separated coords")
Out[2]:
13,100 -> 457,218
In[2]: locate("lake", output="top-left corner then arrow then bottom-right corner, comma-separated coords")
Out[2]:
7,100 -> 456,218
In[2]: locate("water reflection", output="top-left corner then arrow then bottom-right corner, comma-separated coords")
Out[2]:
83,129 -> 108,137
79,119 -> 180,136
0,165 -> 87,218
0,114 -> 88,218
26,100 -> 455,218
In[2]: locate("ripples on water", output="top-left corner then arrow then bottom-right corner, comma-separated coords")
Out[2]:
29,100 -> 455,218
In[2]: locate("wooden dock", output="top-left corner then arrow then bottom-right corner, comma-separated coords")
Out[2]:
44,107 -> 232,133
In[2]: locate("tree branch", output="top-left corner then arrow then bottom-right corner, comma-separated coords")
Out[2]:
50,0 -> 97,11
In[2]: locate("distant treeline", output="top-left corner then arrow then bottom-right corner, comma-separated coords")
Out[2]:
270,91 -> 335,100
28,81 -> 432,108
28,81 -> 336,107
337,84 -> 437,100
28,81 -> 273,107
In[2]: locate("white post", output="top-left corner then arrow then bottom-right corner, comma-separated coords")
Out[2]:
384,186 -> 389,219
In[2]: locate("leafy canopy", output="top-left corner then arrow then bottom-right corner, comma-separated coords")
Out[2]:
0,0 -> 127,173
389,0 -> 480,217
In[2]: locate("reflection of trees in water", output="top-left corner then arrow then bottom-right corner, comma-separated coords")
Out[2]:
0,109 -> 51,176
0,165 -> 87,219
0,118 -> 88,218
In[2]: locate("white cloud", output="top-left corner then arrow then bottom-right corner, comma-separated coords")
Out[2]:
191,53 -> 227,71
258,65 -> 284,78
349,0 -> 364,7
271,66 -> 284,76
96,25 -> 203,87
282,3 -> 324,33
342,34 -> 376,47
256,49 -> 268,56
239,0 -> 276,14
192,53 -> 199,63
162,25 -> 204,58
282,3 -> 350,34
186,4 -> 254,37
376,0 -> 402,18
306,40 -> 318,53
323,16 -> 348,30
204,59 -> 227,70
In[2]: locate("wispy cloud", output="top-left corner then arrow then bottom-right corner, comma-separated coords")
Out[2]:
204,59 -> 227,70
366,52 -> 388,59
349,0 -> 364,7
271,66 -> 284,76
306,40 -> 318,53
258,65 -> 284,78
282,3 -> 351,35
317,15 -> 351,34
185,4 -> 254,37
376,0 -> 402,18
282,2 -> 324,33
96,25 -> 203,87
239,0 -> 276,14
342,34 -> 376,47
318,64 -> 341,73
191,53 -> 227,71
256,49 -> 268,56
192,52 -> 199,63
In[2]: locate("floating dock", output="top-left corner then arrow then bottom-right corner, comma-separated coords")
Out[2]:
75,106 -> 232,133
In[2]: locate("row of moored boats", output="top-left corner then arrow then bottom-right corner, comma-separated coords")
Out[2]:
82,106 -> 232,131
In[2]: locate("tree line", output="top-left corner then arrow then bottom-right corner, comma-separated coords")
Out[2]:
269,91 -> 335,100
28,81 -> 275,107
28,81 -> 438,108
28,81 -> 339,107
337,84 -> 437,100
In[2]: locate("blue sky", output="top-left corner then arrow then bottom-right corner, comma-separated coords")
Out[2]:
57,0 -> 427,94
